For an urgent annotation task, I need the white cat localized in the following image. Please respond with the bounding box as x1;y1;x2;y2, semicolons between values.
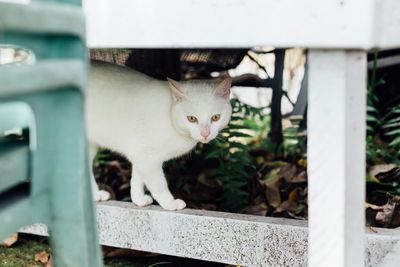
86;61;232;210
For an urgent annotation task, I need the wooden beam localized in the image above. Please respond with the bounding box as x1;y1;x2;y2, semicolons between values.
83;0;400;49
308;50;367;267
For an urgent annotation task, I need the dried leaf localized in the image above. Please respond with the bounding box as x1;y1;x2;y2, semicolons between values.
263;168;282;208
103;246;153;258
118;182;130;192
240;203;268;216
365;202;383;211
376;195;400;226
369;164;399;178
297;158;307;168
2;233;18;247
288;188;300;203
275;200;296;213
197;173;219;188
287;210;306;220
280;164;297;182
289;170;307;183
35;250;50;264
255;156;264;165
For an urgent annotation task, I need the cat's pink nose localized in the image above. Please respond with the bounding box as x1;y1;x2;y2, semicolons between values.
201;130;210;139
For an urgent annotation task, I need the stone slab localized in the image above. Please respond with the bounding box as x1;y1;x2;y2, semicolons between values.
20;201;400;266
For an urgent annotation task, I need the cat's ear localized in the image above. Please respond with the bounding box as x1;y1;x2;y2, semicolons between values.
167;78;186;101
215;78;231;99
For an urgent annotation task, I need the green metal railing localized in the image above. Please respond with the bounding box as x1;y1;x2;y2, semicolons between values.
0;1;102;266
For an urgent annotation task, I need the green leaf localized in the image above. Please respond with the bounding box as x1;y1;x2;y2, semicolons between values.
229;131;253;138
229;141;249;150
367;106;378;113
227;124;251;130
389;136;400;147
367;114;379;123
385;117;400;124
366;174;380;183
205;149;222;159
382;121;400;129
385;129;400;136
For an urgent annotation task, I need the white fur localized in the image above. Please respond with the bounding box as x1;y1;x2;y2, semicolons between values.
86;61;232;210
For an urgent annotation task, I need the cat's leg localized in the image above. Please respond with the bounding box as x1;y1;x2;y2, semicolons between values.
89;142;111;201
130;167;153;207
136;163;186;211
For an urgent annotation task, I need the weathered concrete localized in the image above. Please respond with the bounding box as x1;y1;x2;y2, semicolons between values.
20;201;400;266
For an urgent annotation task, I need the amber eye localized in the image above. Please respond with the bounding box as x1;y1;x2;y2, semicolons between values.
187;116;198;123
211;114;221;122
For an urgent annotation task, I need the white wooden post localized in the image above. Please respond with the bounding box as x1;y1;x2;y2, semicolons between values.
308;50;366;267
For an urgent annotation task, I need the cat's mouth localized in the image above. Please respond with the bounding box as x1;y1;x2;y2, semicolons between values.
198;137;211;144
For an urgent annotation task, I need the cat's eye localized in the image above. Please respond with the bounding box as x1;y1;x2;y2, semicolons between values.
211;114;221;122
187;116;198;123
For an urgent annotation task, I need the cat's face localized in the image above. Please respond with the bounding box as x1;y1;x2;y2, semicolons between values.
169;78;232;143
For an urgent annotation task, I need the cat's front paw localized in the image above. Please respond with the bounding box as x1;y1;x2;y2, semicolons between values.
159;199;186;211
93;190;111;202
132;195;153;207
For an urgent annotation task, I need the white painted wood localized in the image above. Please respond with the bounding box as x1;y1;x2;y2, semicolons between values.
373;1;400;48
308;50;367;267
83;0;400;49
20;201;400;267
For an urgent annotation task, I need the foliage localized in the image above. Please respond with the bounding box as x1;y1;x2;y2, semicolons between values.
366;51;400;165
198;98;263;211
282;118;306;161
364;51;400;227
164;98;308;214
382;104;400;154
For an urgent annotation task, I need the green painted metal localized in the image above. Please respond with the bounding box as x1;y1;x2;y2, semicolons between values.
0;1;102;266
0;2;86;40
0;60;86;96
0;141;29;193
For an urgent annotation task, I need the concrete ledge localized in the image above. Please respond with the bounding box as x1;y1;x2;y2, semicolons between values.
20;200;400;266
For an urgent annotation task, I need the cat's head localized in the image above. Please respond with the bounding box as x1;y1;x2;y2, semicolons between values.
168;78;232;143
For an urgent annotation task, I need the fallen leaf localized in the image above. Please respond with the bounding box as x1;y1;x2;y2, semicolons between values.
365;202;383;211
289;170;307;183
280;164;297;182
103;246;154;258
366;174;381;183
2;233;18;247
297;158;307;168
240;203;268;216
263;168;282;208
287;210;306;220
275;200;298;214
376;195;400;227
255;156;264;165
197;173;219;188
369;164;398;178
265;161;288;168
35;250;50;264
288;188;301;203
